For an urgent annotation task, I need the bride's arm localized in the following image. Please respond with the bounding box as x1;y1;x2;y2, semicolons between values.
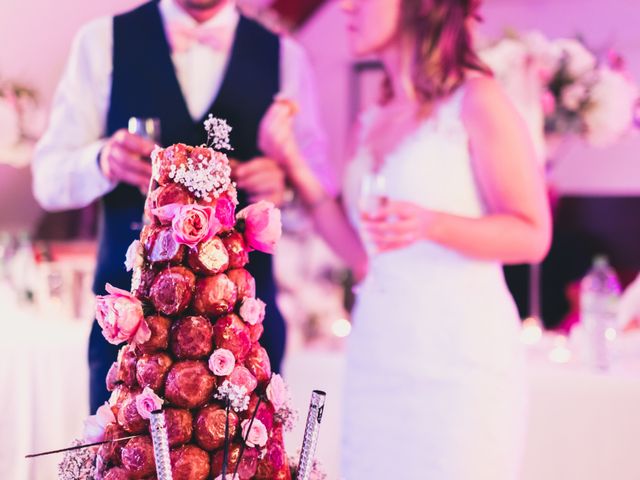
363;76;552;264
286;156;368;276
259;101;368;276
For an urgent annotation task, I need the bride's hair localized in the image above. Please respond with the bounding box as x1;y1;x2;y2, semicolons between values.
392;0;491;104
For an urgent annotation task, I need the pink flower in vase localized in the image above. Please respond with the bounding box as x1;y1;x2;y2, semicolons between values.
135;387;164;420
172;204;221;248
236;201;282;254
83;403;116;443
208;348;236;376
266;373;289;411
541;90;556;116
239;297;266;326
241;418;268;448
96;283;150;345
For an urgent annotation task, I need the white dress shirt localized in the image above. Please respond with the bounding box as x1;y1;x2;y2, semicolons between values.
33;0;332;211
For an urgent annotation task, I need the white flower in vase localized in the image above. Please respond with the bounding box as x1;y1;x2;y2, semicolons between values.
583;67;639;147
555;38;597;79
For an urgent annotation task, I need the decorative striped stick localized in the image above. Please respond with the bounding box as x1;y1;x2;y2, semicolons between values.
296;390;326;480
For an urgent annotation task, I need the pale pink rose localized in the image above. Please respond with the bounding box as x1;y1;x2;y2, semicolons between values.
208;348;236;376
135;386;164;420
238;297;266;326
214;475;239;480
83;402;116;443
214;194;236;230
561;82;588;111
236;201;282;254
541;90;556;116
228;365;258;393
172;204;220;248
266;373;288;411
124;239;143;272
96;283;150;345
241;418;268;448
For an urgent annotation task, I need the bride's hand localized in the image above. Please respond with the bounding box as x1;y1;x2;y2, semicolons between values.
361;200;437;252
258;98;302;172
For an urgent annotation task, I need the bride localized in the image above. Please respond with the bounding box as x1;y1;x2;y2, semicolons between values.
260;0;551;477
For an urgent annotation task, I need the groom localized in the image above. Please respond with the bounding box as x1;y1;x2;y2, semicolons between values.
33;0;328;413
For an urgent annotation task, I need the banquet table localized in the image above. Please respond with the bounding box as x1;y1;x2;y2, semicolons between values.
0;291;91;480
283;333;640;480
3;299;640;480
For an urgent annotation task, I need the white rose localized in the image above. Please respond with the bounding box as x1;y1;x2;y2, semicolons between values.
554;38;596;79
583;67;639;146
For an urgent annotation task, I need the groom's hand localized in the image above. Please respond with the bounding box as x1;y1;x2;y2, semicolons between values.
99;129;155;192
232;156;287;207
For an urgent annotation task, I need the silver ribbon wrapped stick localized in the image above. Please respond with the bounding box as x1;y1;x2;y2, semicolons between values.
296;390;326;480
150;410;173;480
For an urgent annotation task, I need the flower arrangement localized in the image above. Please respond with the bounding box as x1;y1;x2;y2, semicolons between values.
481;31;639;149
0;79;47;164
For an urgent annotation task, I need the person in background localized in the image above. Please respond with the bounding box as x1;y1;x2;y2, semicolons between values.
259;0;551;477
32;0;329;414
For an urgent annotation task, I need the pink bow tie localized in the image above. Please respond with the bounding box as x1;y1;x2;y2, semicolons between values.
167;22;234;53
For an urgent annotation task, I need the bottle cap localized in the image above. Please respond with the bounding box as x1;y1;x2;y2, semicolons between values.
593;255;608;268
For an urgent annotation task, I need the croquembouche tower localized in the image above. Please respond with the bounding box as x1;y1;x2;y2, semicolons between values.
83;117;295;480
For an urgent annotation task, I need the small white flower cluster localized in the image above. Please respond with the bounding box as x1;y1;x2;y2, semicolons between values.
204;114;233;151
214;380;250;413
168;149;233;203
57;439;97;480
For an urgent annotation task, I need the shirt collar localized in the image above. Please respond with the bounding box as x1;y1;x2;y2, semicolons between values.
159;0;240;29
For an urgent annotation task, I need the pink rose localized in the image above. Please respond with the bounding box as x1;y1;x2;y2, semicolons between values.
240;418;268;448
96;283;150;346
124;239;143;272
228;365;258;393
208;348;236;376
266;373;289;411
172;204;220;248
214;194;236;230
135;386;164;420
236;201;282;254
238;297;266;326
214;475;240;480
83;402;115;443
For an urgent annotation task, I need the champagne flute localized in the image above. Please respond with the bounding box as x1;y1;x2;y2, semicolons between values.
128;117;161;228
358;170;388;256
359;170;387;218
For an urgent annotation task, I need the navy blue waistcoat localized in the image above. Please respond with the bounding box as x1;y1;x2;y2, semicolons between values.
98;0;280;296
88;0;286;413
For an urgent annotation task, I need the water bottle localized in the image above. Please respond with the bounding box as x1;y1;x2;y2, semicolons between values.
579;255;621;371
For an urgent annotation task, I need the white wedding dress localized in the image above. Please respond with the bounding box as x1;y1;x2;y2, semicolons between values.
341;86;527;479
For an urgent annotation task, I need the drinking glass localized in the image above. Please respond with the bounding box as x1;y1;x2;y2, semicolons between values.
128;117;161;143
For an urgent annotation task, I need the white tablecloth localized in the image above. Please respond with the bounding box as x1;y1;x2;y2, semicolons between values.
284;338;640;480
3;297;639;480
0;296;90;480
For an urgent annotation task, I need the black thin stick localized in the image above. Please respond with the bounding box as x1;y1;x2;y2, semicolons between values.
25;434;142;459
233;395;263;479
221;398;231;478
